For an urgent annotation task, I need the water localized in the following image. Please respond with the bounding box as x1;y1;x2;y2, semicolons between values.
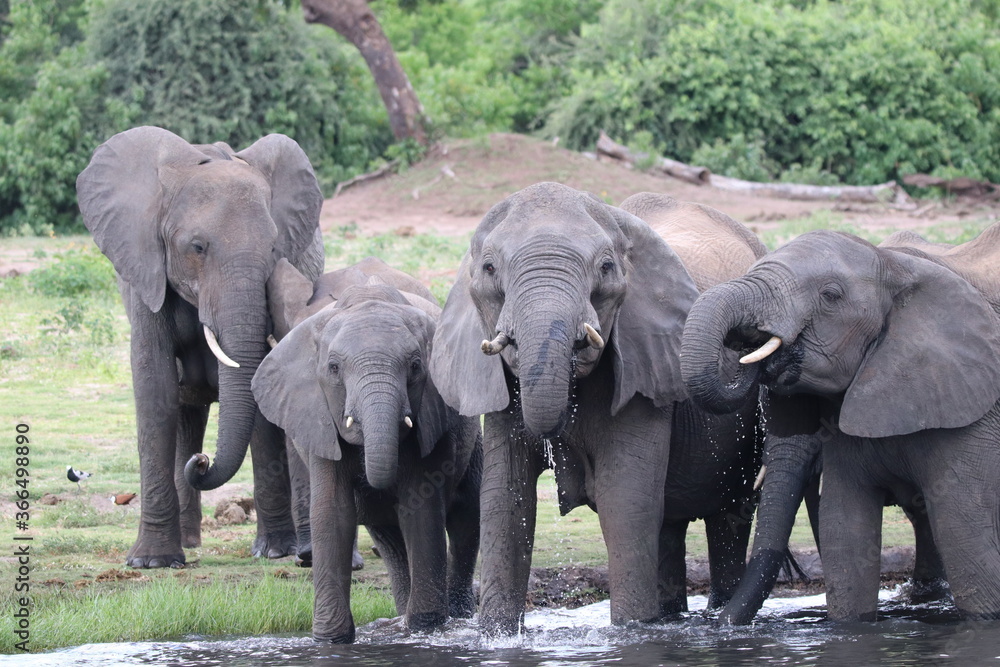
5;590;999;666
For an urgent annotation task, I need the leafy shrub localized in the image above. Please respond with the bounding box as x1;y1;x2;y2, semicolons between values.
86;0;393;193
547;0;1000;185
29;247;117;298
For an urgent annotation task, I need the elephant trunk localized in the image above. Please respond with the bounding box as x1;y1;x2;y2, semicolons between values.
185;282;270;491
680;282;763;415
516;310;577;439
355;374;405;491
719;433;822;625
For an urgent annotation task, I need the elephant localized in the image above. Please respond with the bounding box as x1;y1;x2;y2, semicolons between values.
77;126;324;568
253;258;482;642
429;183;767;634
716;223;1000;624
680;228;1000;622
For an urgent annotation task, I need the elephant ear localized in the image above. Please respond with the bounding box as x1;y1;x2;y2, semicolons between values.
252;310;343;461
237;134;324;281
430;254;509;416
407;311;454;457
840;250;1000;438
76;126;207;313
599;201;701;414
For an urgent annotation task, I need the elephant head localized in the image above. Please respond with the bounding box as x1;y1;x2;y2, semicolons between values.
252;282;452;490
681;229;1000;438
430;182;698;438
76;126;323;490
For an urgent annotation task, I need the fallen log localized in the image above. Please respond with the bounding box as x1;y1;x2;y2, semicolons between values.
596;131;913;206
333;159;400;197
902;173;999;199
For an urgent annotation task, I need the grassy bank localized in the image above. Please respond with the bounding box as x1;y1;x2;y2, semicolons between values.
1;213;992;652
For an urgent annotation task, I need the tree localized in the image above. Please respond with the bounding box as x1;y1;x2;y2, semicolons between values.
301;0;428;145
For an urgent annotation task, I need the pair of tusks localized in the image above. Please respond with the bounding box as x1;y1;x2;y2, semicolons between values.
204;325;240;368
739;335;782;364
479;324;605;356
343;416;413;429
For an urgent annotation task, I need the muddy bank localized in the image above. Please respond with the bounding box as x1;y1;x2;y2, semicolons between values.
525;546;919;608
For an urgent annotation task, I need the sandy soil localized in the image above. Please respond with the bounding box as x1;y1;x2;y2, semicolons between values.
322;133;999;241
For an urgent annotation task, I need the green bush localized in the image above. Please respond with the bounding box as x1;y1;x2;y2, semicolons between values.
86;0;393;193
547;0;1000;185
28;247;117;298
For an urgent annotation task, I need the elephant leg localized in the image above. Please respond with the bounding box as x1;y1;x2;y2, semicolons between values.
658;519;689;616
399;483;449;631
593;408;670;625
249;414;296;559
921;449;1000;619
286;438;312;567
901;504;948;603
446;444;482;618
818;443;883;622
310;454;357;642
705;508;752;609
127;306;184;569
174;403;208;549
478;411;545;636
366;524;410;614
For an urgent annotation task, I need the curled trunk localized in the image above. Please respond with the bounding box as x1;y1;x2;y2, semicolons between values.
719;434;821;625
680;284;762;414
185;294;269;491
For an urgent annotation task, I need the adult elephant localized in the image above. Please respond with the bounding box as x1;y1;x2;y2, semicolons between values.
430;184;766;634
77;126;324;568
717;223;1000;624
254;259;481;642
681;229;1000;622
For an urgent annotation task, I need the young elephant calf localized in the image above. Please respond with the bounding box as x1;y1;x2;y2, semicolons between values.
253;258;482;642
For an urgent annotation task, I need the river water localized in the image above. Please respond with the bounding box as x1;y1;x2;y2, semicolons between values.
4;590;999;666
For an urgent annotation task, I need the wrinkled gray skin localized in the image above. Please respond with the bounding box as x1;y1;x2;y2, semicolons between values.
430;184;766;634
255;259;481;642
682;229;1000;622
77;126;323;568
716;224;1000;624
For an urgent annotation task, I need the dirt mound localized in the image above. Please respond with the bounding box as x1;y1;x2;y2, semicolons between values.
322;133;999;239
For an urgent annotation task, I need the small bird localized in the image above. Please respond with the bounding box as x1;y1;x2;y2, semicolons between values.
109;492;137;506
66;466;92;490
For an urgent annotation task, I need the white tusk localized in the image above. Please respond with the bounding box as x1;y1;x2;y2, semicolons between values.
753;465;767;491
583;323;605;350
204;325;240;368
404;416;413;428
345;416;354;429
481;331;510;356
818;473;823;496
740;336;782;365
266;334;278;349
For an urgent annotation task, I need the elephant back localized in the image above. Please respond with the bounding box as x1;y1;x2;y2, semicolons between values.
620;192;766;293
881;223;1000;315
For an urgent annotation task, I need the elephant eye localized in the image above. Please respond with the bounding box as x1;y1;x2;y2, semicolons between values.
600;260;615;275
328;361;340;374
410;357;423;374
483;262;495;275
191;240;207;255
820;286;843;303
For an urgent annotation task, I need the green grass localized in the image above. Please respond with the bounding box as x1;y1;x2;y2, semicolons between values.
1;216;992;653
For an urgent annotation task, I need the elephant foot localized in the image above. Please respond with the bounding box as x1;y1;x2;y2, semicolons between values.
126;532;186;569
295;541;312;568
351;546;364;571
448;590;476;618
908;577;951;604
252;530;297;559
706;588;734;610
181;533;202;549
407;610;447;632
313;624;355;644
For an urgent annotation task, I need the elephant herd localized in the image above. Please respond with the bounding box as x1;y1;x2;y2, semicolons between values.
76;127;1000;642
